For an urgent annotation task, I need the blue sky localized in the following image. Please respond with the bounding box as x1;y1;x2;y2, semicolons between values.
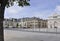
4;0;60;19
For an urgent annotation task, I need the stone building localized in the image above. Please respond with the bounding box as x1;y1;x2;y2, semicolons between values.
3;18;17;28
48;13;60;28
17;17;47;28
3;17;47;28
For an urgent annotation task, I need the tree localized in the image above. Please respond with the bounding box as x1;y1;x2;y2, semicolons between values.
16;23;19;28
0;0;30;41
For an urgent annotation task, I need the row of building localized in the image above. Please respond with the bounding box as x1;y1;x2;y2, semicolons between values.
3;13;60;29
3;17;47;28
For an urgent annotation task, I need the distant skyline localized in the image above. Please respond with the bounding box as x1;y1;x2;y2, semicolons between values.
4;0;60;19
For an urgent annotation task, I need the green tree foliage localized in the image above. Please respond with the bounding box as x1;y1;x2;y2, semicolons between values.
0;0;30;7
16;23;19;28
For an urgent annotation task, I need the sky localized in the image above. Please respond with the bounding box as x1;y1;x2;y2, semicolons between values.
4;0;60;19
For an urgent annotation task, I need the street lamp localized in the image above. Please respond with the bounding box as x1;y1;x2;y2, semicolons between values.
34;20;35;31
54;21;57;34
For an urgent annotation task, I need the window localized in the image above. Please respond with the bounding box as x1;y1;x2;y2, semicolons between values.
53;16;57;18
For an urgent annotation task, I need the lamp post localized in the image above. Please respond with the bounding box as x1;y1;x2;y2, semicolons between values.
39;22;40;31
54;21;57;35
21;18;23;28
34;20;35;31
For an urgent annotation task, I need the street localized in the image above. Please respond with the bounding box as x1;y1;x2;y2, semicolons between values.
4;29;60;41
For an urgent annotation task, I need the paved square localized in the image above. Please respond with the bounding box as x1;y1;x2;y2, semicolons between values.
4;29;60;41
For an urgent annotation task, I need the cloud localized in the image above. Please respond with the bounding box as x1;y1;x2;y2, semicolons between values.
8;9;17;14
54;5;60;14
47;5;60;17
5;6;25;14
4;5;27;18
56;6;60;11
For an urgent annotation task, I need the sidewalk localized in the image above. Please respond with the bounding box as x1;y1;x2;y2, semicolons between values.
4;28;60;34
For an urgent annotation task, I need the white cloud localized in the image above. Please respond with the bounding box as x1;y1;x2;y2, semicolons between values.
5;6;26;14
54;5;60;14
55;6;60;11
4;5;27;18
8;9;17;14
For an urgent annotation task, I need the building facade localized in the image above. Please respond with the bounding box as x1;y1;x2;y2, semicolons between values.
3;18;17;28
3;17;47;28
48;13;60;28
17;17;47;28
